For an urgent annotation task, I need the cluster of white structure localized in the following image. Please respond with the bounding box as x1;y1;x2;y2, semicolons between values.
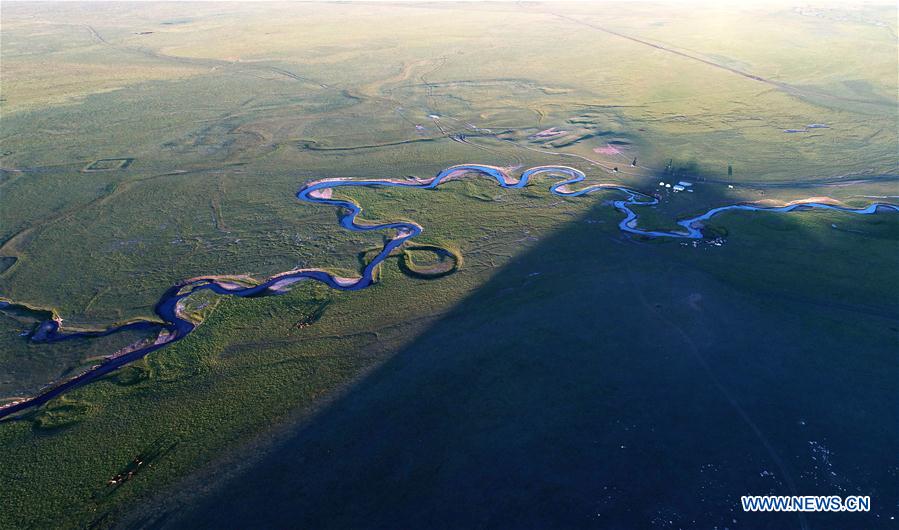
658;180;694;193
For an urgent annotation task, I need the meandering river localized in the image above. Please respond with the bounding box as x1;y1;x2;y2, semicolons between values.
1;164;895;420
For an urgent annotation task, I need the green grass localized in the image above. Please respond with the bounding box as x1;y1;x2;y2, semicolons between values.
0;1;896;527
399;243;463;278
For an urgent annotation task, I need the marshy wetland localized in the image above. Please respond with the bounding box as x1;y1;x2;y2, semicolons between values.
1;2;897;528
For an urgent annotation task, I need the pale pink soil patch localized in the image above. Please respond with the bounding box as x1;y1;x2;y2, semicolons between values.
532;127;567;138
755;196;845;208
593;144;622;155
334;276;360;287
309;188;333;199
269;277;306;292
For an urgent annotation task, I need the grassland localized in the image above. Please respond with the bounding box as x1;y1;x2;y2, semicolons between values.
0;1;897;528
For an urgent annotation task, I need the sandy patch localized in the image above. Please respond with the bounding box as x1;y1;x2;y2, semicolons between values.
754;196;845;208
309;187;333;199
532;127;566;138
334;276;361;287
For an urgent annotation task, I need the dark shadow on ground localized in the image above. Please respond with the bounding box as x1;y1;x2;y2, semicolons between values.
144;184;897;530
